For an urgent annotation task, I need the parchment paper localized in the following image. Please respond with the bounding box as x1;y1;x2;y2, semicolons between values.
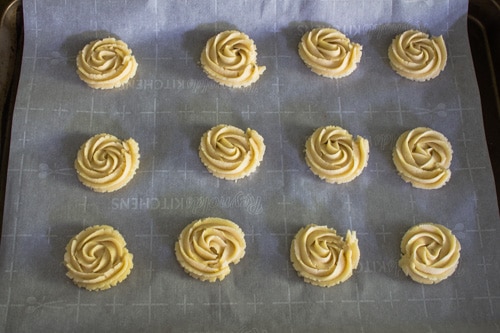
1;0;499;332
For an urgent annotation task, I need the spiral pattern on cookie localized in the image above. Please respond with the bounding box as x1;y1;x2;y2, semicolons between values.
299;28;362;78
393;127;452;189
64;225;134;291
388;30;447;81
199;124;265;180
305;126;369;183
290;224;360;287
75;133;140;192
76;37;138;89
175;217;246;282
200;30;266;88
399;223;461;284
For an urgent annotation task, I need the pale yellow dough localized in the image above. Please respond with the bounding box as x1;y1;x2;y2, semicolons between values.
64;225;134;291
393;127;452;189
299;28;362;78
200;30;266;88
399;223;461;284
76;37;138;89
290;224;360;287
199;124;266;180
388;29;447;81
75;133;140;193
175;217;246;282
305;126;369;184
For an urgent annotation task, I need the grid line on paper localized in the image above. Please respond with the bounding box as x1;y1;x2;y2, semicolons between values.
270;194;295;278
177;294;194;315
408;285;443;318
449;289;466;311
474;279;500;316
203;284;237;323
105;295;124;315
316;291;335;309
478;256;492;275
375;224;392;243
325;96;357;127
465;211;496;249
132;285;170;324
75;96;107;131
67;289;97;324
381;290;400;309
341;283;375;320
369;162;387;178
245;224;262;243
135;221;170;279
272;284;307;323
384;78;404;126
247;293;264;314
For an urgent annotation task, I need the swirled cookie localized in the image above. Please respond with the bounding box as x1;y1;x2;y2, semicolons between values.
64;225;134;291
75;133;140;192
199;124;265;180
175;217;246;282
399;223;461;284
200;30;266;88
305;126;369;183
290;224;359;287
76;37;138;89
299;28;362;78
393;127;452;189
388;29;447;81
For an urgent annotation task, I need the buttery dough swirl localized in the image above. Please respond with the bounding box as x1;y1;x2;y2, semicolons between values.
200;30;266;88
305;126;369;183
64;225;134;291
393;127;452;189
399;223;461;284
175;217;246;282
388;30;447;81
290;224;360;287
76;37;138;89
299;28;362;78
75;133;140;192
199;124;266;180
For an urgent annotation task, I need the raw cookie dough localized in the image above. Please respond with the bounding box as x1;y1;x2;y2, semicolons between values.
175;217;246;282
199;124;265;180
393;127;452;189
298;27;362;78
200;30;266;88
388;29;447;81
64;225;134;291
76;37;138;89
399;223;461;284
290;224;360;287
75;133;140;192
305;125;369;183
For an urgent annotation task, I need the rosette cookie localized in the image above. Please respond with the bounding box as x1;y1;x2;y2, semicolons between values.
388;29;447;81
393;127;452;189
75;133;140;192
399;223;461;284
200;30;266;88
199;124;265;180
290;224;360;287
298;28;362;78
305;126;369;183
76;37;138;89
175;217;246;282
64;225;134;291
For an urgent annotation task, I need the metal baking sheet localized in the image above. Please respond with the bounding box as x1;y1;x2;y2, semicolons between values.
1;0;499;332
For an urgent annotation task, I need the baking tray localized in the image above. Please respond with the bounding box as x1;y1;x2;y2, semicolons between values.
467;0;500;207
0;0;22;231
0;0;499;332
